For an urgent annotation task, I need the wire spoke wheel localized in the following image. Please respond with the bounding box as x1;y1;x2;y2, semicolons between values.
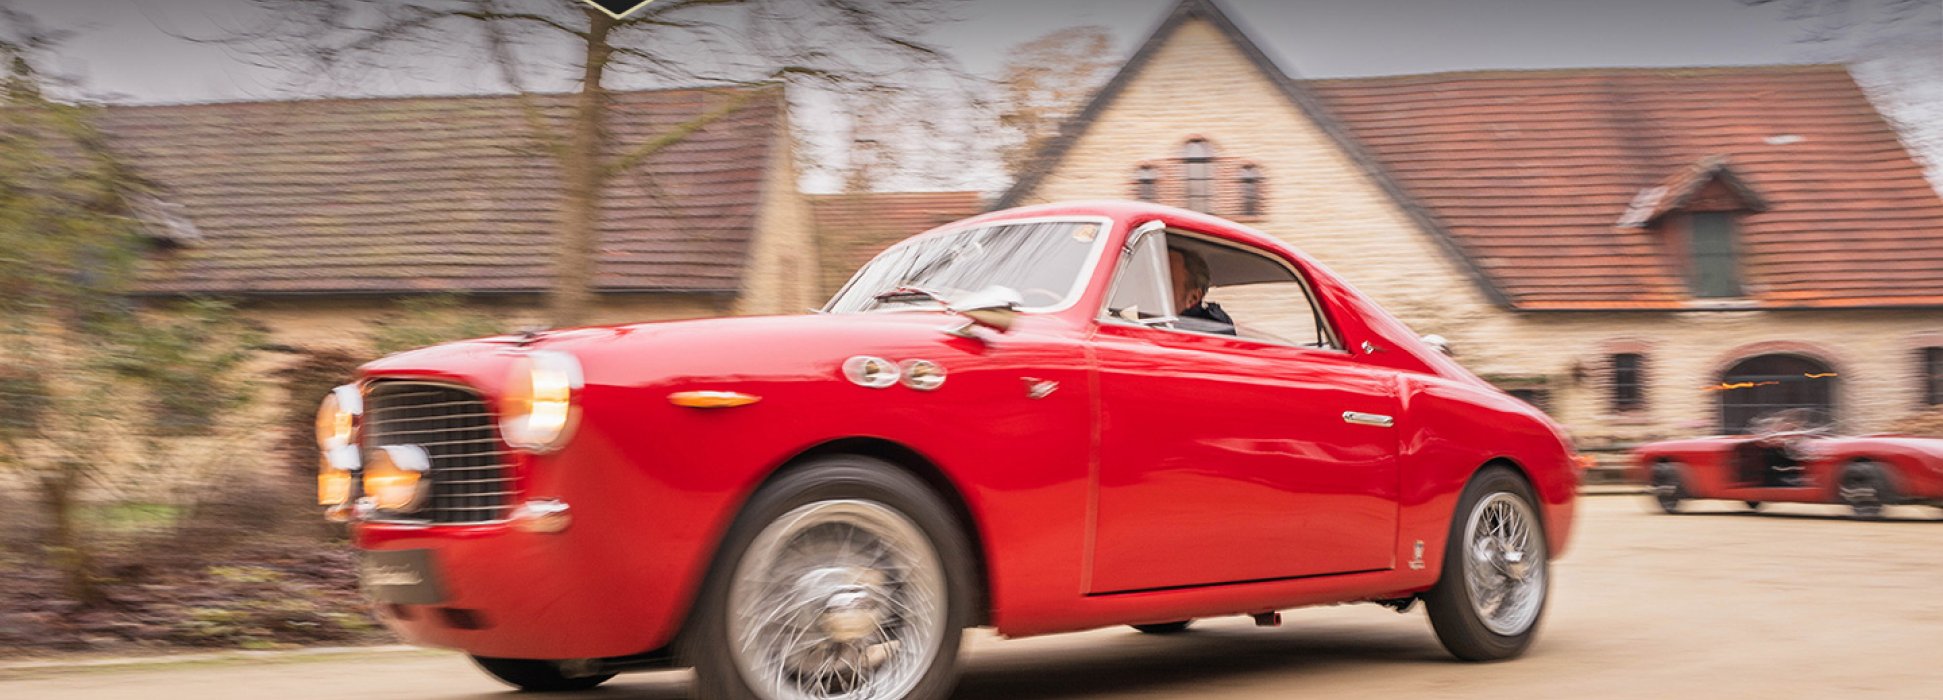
728;500;948;700
1462;493;1546;637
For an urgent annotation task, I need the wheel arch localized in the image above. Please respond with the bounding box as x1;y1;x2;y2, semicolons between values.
1837;456;1901;502
772;436;994;626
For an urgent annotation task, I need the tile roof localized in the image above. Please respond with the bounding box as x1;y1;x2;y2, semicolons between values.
810;191;985;296
97;86;785;297
1307;66;1943;309
1000;0;1943;311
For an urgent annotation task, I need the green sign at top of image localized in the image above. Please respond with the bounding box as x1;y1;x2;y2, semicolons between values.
577;0;656;19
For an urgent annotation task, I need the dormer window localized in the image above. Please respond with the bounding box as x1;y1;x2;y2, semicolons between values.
1687;212;1742;298
1618;156;1767;302
1182;139;1214;212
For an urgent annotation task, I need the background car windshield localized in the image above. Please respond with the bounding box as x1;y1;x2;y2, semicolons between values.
826;220;1102;313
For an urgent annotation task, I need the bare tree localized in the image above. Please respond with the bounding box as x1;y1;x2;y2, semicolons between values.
1739;0;1943;188
1738;0;1939;46
209;0;977;326
995;26;1118;181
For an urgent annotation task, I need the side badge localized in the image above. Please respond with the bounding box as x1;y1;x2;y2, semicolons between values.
1408;540;1426;570
1022;377;1058;400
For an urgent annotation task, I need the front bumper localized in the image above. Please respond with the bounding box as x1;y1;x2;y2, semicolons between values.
355;513;678;660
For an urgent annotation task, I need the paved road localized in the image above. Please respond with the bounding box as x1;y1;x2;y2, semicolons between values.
7;496;1942;699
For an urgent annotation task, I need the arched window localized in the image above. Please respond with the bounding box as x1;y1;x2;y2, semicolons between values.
1239;165;1263;217
1716;354;1838;433
1134;165;1158;202
1182;139;1215;212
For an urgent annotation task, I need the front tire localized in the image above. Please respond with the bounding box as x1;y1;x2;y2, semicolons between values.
1424;467;1550;662
683;457;975;700
470;656;614;692
1649;461;1687;514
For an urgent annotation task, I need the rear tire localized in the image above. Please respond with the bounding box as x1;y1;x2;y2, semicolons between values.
1649;461;1687;514
1838;461;1896;520
1131;621;1193;635
1424;467;1550;662
470;656;614;692
681;457;975;700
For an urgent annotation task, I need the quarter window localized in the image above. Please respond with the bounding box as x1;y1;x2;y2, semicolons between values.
1102;228;1175;324
1611;353;1646;412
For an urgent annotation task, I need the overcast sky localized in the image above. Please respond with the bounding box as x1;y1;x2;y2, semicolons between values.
13;0;1922;103
10;0;1939;192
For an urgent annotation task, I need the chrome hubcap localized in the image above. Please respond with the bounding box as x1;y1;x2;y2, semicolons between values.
1463;492;1546;636
728;500;946;700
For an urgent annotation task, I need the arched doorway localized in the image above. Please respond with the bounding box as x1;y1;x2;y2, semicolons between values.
1716;354;1838;433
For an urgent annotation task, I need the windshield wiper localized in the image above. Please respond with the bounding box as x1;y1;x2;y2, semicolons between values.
872;286;948;304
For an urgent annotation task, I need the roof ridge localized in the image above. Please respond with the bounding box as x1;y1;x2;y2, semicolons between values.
94;82;782;112
1301;63;1850;84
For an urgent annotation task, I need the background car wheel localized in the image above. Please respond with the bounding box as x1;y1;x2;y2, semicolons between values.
1648;461;1687;514
470;656;614;692
683;457;975;700
1745;500;1763;511
1424;466;1549;662
1837;461;1896;520
1130;620;1193;635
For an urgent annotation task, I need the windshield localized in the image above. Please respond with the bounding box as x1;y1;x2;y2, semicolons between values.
825;219;1106;314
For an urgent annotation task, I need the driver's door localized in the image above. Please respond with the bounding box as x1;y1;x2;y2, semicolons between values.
1086;227;1402;594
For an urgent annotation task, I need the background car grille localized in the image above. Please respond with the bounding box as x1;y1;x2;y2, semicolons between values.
363;381;515;524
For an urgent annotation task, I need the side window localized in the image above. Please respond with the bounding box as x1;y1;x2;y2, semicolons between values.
1102;228;1175;324
1105;229;1339;350
1203;279;1333;348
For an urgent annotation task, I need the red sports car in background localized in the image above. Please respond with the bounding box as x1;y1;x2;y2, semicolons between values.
1634;413;1943;519
316;201;1579;700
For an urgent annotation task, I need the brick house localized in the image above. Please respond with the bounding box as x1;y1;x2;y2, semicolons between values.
810;191;986;298
1001;0;1943;445
102;85;818;352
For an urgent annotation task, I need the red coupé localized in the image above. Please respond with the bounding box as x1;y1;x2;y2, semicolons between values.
316;201;1579;699
1633;420;1943;519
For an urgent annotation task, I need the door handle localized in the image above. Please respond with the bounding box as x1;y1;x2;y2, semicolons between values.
1342;411;1395;428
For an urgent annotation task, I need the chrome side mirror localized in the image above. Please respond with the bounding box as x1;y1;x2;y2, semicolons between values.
1422;334;1454;357
946;286;1024;336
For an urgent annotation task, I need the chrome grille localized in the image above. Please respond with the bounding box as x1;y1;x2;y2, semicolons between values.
363;382;514;524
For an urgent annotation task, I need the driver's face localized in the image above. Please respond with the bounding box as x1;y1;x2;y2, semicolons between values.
1168;250;1201;311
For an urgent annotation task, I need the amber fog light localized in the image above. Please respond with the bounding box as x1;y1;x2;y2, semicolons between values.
363;445;432;512
500;351;583;452
318;464;354;507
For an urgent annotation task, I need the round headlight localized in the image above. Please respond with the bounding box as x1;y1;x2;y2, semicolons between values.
315;385;362;507
501;351;583;452
315;385;362;452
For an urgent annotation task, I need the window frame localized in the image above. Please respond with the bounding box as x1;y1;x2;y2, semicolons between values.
1134;165;1159;202
1687;211;1744;298
1238;165;1263;218
1924;346;1943;407
1610;352;1646;413
1182;139;1215;213
1096;226;1343;353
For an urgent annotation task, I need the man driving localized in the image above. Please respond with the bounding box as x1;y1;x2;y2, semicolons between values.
1168;247;1236;335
